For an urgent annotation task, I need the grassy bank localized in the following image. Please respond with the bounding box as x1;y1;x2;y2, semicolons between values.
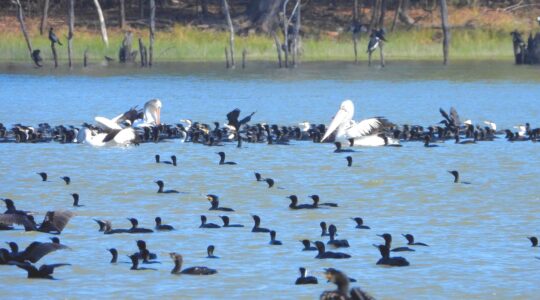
0;25;514;63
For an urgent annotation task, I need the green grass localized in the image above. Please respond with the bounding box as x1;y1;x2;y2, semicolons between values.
0;25;513;63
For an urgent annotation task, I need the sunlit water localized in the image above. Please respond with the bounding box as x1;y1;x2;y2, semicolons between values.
0;61;539;299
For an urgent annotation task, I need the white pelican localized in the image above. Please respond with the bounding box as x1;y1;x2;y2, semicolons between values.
483;121;496;131
79;99;162;146
321;99;397;147
298;122;310;133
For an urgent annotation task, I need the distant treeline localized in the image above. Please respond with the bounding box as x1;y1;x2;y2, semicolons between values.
0;0;535;33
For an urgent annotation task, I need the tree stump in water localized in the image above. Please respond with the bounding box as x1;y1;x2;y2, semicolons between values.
51;42;58;68
119;31;137;63
83;48;88;67
138;38;148;67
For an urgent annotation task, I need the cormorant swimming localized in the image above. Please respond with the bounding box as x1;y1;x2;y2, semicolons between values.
127;218;154;233
269;230;283;245
403;234;429;246
200;215;221;229
528;236;538;247
346;156;353;167
128;254;157;271
155;217;174;231
352;217;370;229
220;215;244;227
310;195;338;207
327;225;350;248
251;215;270;233
207;245;219;258
61;176;71;185
155;180;180;193
378;233;415;252
108;248;118;263
288;195;316;209
217;152;237;165
295;267;318;285
207;194;234;211
320;222;330;236
314;241;351;259
169;253;217;275
300;239;317;251
71;193;83;207
374;244;410;267
448;170;471;184
37;172;48;181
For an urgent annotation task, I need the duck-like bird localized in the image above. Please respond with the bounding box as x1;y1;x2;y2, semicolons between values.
322;100;396;147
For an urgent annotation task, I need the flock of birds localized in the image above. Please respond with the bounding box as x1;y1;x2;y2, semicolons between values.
1;99;539;299
2;99;540;148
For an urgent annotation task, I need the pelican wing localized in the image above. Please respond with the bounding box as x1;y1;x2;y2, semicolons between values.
95;117;122;131
113;128;136;145
345;118;382;138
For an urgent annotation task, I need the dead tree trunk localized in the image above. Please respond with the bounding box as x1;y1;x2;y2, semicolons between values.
391;0;402;32
119;31;135;62
15;0;41;67
399;0;414;26
368;0;380;33
14;0;40;67
222;0;235;68
93;0;109;47
119;0;126;29
40;0;49;35
139;0;145;19
51;42;58;68
379;42;385;67
283;0;290;68
353;0;359;63
242;49;247;69
378;0;386;29
292;0;301;68
149;0;155;67
271;31;283;68
200;0;209;17
439;0;450;65
225;47;230;69
67;0;74;68
83;48;88;67
138;38;147;67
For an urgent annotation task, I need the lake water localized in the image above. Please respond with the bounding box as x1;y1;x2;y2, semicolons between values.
0;61;539;299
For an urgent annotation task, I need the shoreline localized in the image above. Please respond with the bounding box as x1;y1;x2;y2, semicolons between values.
0;26;517;63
